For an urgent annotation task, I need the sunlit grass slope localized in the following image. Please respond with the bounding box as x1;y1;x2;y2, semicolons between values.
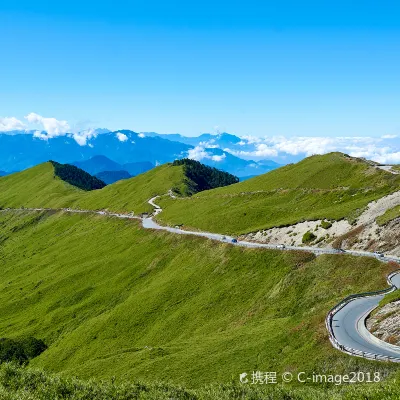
1;362;400;399
0;210;397;386
0;163;190;215
0;163;82;209
75;163;188;214
158;152;400;235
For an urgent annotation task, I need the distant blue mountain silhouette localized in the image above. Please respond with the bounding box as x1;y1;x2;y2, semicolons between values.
0;130;281;177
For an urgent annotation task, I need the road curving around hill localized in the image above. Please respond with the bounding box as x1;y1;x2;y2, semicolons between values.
145;195;400;363
3;197;400;363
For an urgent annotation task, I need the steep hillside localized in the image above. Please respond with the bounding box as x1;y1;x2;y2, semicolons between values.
158;153;400;235
76;160;238;214
75;163;188;214
0;163;82;209
0;210;395;387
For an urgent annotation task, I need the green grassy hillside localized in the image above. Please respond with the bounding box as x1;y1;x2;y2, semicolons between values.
158;153;400;235
0;160;237;216
0;210;397;387
0;162;188;214
75;163;188;214
0;163;82;209
1;362;400;399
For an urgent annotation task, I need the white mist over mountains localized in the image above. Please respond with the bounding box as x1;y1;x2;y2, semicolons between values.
1;113;400;168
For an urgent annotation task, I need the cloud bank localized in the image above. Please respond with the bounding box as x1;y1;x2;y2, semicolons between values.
1;112;400;164
25;113;70;139
0;117;26;131
224;135;400;164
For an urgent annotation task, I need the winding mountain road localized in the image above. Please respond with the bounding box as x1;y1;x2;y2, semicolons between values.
3;195;400;363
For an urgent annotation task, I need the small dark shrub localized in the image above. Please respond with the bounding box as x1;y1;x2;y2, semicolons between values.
320;220;332;229
302;231;317;243
0;337;47;365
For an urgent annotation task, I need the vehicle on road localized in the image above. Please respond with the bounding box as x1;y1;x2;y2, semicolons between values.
373;251;384;257
231;238;238;243
276;244;285;249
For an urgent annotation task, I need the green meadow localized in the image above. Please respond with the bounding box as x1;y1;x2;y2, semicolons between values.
157;153;400;235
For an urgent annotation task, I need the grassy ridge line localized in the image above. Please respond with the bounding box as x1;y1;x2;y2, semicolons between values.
157;153;400;235
0;163;188;215
0;163;82;210
1;363;400;400
0;210;397;386
75;163;187;214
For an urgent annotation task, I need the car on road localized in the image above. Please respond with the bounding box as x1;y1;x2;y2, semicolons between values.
276;244;285;249
231;238;238;243
373;251;384;257
337;248;346;253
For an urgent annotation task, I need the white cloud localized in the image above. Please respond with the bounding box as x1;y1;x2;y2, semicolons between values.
188;146;209;161
223;134;400;165
187;144;226;163
211;154;226;162
226;143;278;158
25;113;70;138
0;116;26;131
33;131;49;140
72;128;101;146
116;132;128;142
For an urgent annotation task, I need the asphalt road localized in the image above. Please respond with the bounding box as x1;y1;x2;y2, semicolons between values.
145;196;400;362
4;198;400;361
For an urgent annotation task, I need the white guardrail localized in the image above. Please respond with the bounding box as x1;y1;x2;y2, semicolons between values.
3;207;400;361
326;267;400;363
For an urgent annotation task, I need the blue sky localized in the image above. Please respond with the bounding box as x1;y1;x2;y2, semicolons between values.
1;1;400;137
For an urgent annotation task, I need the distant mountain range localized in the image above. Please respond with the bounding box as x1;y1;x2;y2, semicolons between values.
0;130;282;178
72;155;155;184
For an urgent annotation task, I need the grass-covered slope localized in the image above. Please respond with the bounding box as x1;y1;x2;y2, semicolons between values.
0;163;82;209
51;161;106;191
76;160;238;214
75;163;188;214
0;210;397;386
158;153;400;235
1;363;400;400
0;160;236;215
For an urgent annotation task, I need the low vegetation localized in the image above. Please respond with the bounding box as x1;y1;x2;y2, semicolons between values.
302;231;316;243
0;337;46;365
0;210;397;387
0;161;236;215
320;220;332;229
0;163;82;210
1;362;400;399
378;289;400;308
377;205;400;226
158;153;400;235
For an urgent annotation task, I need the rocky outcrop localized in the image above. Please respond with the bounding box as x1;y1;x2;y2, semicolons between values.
367;300;400;346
